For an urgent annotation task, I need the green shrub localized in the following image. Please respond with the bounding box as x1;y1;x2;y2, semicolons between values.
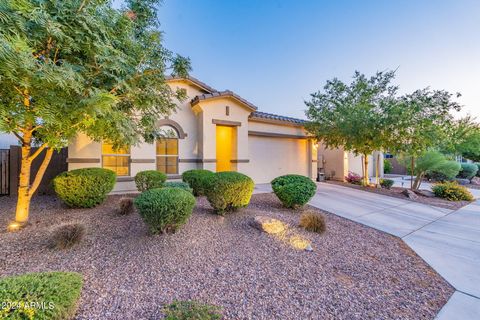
0;272;83;320
383;159;393;174
380;179;394;189
163;300;222;320
182;169;214;196
271;174;317;208
476;163;480;177
164;181;193;194
134;187;196;234
53;168;116;208
134;170;166;192
432;181;474;201
205;171;254;214
49;223;86;249
458;163;478;180
425;170;450;182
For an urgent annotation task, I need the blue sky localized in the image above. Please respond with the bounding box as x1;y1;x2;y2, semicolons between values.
127;0;480;119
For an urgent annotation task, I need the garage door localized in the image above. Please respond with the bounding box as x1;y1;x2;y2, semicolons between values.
245;136;309;183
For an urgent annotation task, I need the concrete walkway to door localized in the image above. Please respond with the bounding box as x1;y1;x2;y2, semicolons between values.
253;182;480;319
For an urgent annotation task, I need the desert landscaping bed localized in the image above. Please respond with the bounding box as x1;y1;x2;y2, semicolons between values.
326;180;471;210
0;193;452;319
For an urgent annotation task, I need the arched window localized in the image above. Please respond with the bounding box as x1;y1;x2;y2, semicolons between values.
156;126;179;174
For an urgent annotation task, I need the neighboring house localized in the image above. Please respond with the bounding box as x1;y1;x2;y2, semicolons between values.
0;133;19;149
318;143;384;180
68;76;318;192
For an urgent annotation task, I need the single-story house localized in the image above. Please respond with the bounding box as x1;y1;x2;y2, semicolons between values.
68;77;318;192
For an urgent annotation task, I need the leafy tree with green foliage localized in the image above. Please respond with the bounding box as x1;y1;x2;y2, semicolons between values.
0;0;190;229
441;116;480;162
305;71;398;186
386;88;461;188
399;151;460;189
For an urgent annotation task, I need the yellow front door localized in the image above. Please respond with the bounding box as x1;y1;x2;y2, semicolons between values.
216;125;236;172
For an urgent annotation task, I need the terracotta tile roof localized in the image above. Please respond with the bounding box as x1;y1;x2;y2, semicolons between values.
191;90;258;111
165;75;217;93
250;111;307;125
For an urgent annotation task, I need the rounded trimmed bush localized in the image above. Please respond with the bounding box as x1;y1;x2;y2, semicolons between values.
164;181;193;194
53;168;116;208
271;174;317;208
134;170;166;192
182;169;214;196
134;187;196;234
380;178;394;189
432;181;474;201
458;163;478;180
205;171;254;214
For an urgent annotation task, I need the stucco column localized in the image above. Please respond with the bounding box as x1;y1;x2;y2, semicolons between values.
311;140;318;180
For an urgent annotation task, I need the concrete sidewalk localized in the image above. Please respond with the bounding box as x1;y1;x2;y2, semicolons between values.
254;182;480;319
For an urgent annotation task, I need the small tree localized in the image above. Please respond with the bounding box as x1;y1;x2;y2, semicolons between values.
399;151;460;189
388;89;461;188
305;71;397;186
0;0;190;229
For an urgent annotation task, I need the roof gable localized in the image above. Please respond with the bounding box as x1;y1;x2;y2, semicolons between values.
191;90;258;112
165;76;217;94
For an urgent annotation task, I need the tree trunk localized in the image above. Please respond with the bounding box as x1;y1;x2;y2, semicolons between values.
375;153;380;187
363;154;370;186
413;172;423;190
11;137;53;229
410;156;415;190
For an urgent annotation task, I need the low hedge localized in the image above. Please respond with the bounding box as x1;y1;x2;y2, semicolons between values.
0;271;83;320
134;187;196;234
271;174;317;208
380;179;394;189
53;168;116;208
163;181;193;194
182;169;214;196
432;181;474;201
205;171;254;214
134;170;166;192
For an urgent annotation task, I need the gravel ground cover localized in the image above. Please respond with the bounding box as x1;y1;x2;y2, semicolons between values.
0;194;453;319
326;180;471;210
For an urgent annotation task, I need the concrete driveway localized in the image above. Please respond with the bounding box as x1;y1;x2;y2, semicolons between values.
254;182;480;319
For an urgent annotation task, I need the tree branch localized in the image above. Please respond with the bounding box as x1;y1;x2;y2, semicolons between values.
28;144;47;161
29;147;53;197
12;131;24;144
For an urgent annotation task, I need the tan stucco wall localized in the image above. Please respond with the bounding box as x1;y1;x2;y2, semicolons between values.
248;120;306;135
318;144;347;180
192;98;251;167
